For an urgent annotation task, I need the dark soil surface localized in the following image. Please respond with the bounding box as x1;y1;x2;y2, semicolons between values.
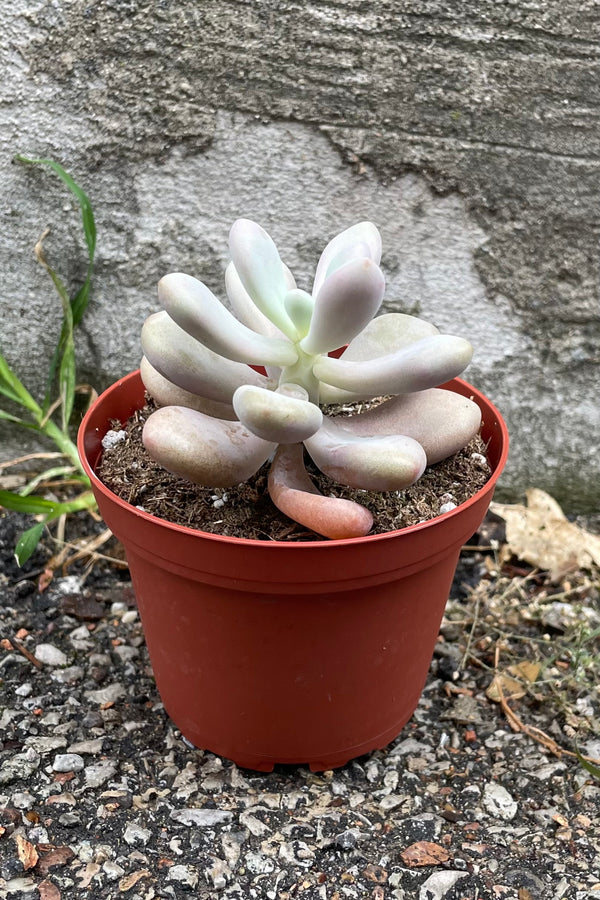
1;507;599;900
97;400;491;540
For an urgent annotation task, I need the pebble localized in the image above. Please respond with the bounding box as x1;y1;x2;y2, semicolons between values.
102;428;127;449
34;643;68;666
419;870;469;899
124;822;152;845
171;808;234;827
53;753;85;772
168;864;199;889
85;682;126;705
483;782;518;821
84;759;118;788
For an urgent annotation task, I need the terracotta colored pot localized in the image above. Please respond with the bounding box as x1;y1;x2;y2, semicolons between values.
78;371;508;771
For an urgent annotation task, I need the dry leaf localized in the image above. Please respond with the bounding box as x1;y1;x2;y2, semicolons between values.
118;869;152;892
490;489;600;581
16;834;39;870
508;661;541;683
486;672;526;703
38;880;61;900
400;841;450;867
77;862;101;888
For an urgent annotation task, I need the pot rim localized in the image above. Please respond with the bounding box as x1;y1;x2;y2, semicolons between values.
78;370;509;550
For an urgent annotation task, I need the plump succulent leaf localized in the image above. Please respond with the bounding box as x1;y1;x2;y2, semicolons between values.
142;310;271;404
233;384;323;444
312;221;382;298
159;273;298;368
140;356;237;420
336;387;482;465
228;219;298;339
268;443;373;539
340;312;440;361
283;289;314;339
143;406;276;488
300;258;385;356
313;334;473;397
304;419;427;491
225;261;293;339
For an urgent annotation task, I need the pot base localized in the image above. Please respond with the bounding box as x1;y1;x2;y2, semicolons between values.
79;371;509;771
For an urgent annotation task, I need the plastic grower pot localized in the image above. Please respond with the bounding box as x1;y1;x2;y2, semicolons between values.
78;371;508;772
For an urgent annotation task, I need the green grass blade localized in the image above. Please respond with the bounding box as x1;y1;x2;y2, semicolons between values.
15;522;45;566
0;489;61;516
15;155;96;258
59;333;76;431
576;749;600;781
20;465;75;496
0;351;40;414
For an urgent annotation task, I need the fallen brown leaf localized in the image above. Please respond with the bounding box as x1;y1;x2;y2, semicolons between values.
118;869;152;892
400;841;450;867
36;845;75;876
16;834;38;870
491;489;600;581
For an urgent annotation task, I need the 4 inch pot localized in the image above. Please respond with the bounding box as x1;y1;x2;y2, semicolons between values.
78;372;508;772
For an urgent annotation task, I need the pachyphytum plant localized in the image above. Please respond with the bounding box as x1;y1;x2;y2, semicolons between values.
140;220;482;539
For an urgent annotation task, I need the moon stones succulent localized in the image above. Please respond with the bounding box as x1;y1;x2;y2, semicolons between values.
140;219;482;539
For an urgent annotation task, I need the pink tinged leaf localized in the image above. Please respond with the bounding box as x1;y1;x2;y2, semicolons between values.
304;418;427;491
300;258;385;356
233;384;323;444
141;311;271;404
312;221;382;298
341;313;440;361
140;357;237;420
228;219;297;338
142;406;276;488
338;388;482;464
225;262;293;339
158;272;298;368
268;443;373;540
313;334;474;397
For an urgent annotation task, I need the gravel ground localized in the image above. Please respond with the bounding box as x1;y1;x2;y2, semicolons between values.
1;511;599;900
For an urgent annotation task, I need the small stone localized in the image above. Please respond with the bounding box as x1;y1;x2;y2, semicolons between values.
15;683;33;697
418;870;468;899
439;501;457;514
171;808;233;827
102;429;127;450
53;754;85;773
11;791;35;810
52;665;85;684
0;750;41;786
482;782;518;821
168;864;199;889
124;823;152;846
85;683;126;705
34;644;68;666
84;760;118;788
103;860;126;881
335;829;361;849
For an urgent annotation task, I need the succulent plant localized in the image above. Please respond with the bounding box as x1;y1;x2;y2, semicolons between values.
140;220;481;539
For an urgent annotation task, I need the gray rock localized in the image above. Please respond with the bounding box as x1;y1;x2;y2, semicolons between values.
24;736;67;756
171;808;233;828
483;782;518;821
84;760;118;789
419;870;469;900
168;864;199;889
84;683;126;705
0;749;41;786
52;753;85;773
124;822;152;846
33;643;68;666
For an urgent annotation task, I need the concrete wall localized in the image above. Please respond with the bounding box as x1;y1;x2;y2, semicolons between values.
2;0;599;511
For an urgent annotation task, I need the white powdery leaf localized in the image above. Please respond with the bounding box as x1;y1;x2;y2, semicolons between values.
158;273;297;368
228;218;297;338
312;221;382;298
142;406;276;488
341;312;440;361
313;334;473;397
225;261;293;339
140;356;238;420
233;385;323;444
300;258;385;356
304;419;427;491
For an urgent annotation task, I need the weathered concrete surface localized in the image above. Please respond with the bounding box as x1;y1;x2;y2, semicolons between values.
1;0;599;510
